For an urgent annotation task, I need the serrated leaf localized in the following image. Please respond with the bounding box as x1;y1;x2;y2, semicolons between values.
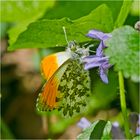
0;1;55;48
8;4;113;50
77;120;112;140
105;26;139;82
43;0;123;21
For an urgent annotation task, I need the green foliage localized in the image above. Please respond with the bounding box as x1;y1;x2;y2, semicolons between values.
87;70;118;113
50;117;75;134
105;26;139;82
0;1;55;47
0;1;53;22
8;4;113;50
114;0;133;27
77;120;112;140
133;136;140;140
130;0;140;16
43;0;123;21
0;118;14;139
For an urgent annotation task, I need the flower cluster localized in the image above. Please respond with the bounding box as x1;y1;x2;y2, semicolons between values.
83;30;112;83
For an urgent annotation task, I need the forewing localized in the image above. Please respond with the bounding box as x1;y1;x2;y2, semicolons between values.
36;59;70;111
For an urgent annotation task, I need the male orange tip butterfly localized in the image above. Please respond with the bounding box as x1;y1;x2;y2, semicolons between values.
36;27;91;117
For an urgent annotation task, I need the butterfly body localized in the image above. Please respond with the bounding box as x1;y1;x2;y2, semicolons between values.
36;42;90;116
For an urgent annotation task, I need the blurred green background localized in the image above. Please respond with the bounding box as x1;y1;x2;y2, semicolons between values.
0;0;139;139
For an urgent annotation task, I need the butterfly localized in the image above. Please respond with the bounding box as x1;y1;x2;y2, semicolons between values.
36;41;91;117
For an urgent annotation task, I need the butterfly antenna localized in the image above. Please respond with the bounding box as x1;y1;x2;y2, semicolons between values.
63;26;69;45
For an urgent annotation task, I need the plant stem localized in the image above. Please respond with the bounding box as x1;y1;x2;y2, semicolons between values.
118;71;131;139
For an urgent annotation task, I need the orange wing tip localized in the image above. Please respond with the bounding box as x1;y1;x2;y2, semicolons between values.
41;54;59;80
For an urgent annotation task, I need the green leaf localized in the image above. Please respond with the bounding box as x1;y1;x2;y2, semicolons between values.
43;0;123;21
114;0;132;27
77;120;112;140
101;121;112;140
8;21;34;45
8;4;113;50
0;118;14;139
105;26;139;82
90;120;108;139
0;1;54;22
77;121;98;140
0;1;55;48
130;0;140;16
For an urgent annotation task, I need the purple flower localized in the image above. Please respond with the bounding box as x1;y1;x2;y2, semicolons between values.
83;30;112;84
77;117;91;129
87;30;112;57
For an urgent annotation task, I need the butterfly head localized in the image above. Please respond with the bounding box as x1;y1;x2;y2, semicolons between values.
66;41;89;60
63;27;90;59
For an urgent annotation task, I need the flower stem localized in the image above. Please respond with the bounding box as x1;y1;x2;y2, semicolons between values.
118;71;131;139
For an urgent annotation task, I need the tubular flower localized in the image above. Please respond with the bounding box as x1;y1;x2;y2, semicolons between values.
77;117;91;129
83;30;112;84
87;29;112;57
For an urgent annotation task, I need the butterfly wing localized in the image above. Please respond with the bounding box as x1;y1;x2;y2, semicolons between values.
41;52;70;80
57;59;90;116
37;57;90;116
36;58;70;111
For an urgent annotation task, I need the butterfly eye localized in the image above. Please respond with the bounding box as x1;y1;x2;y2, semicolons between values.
68;41;76;50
